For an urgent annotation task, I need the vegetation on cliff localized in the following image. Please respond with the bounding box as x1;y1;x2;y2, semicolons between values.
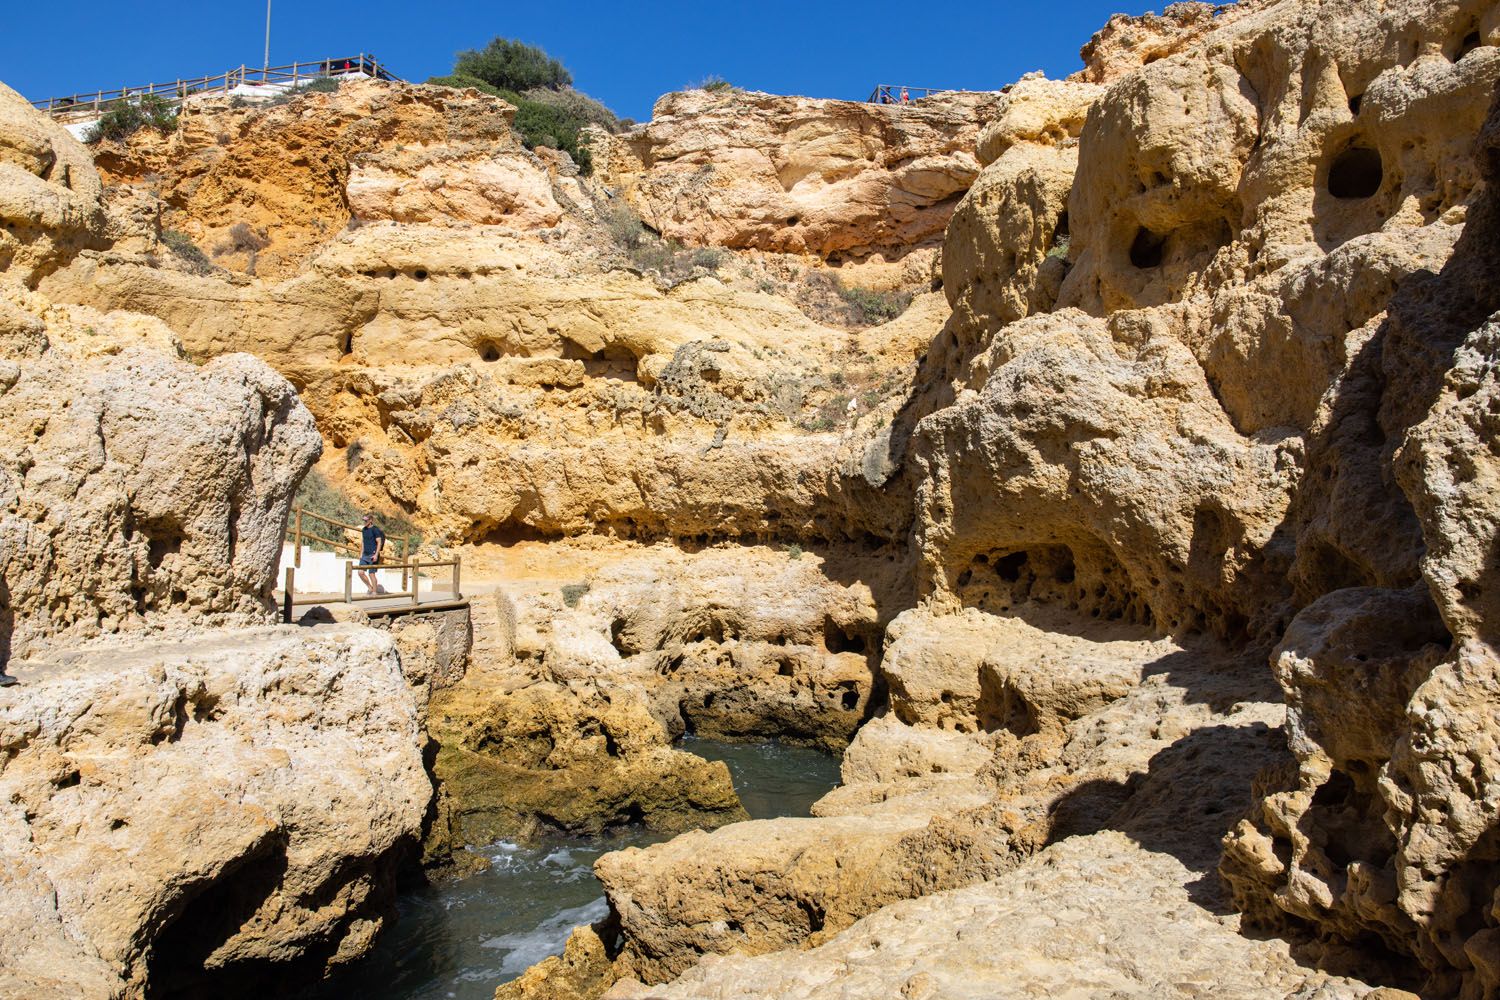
428;36;620;172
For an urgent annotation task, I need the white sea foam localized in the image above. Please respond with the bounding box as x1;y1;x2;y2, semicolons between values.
481;896;611;975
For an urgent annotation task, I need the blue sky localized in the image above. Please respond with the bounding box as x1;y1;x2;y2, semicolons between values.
2;1;1159;121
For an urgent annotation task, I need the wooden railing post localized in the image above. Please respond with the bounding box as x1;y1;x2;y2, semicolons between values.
452;555;462;601
400;537;409;591
410;558;421;605
344;560;353;604
293;508;303;568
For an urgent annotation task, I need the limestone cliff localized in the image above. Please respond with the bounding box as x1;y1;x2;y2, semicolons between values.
4;0;1500;997
594;89;1000;266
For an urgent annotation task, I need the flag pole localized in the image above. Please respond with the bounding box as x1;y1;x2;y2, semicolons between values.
263;0;272;75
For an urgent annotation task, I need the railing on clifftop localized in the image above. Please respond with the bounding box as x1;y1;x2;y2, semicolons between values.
867;84;952;104
31;54;402;124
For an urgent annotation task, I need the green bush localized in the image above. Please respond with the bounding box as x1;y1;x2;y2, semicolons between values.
454;37;572;93
85;94;178;144
159;229;213;275
785;542;803;560
690;75;734;93
302;76;341;94
838;284;912;326
521;86;620;133
561;582;591;608
426;73;598;172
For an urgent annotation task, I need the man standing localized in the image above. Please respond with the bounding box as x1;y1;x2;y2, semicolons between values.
358;513;386;596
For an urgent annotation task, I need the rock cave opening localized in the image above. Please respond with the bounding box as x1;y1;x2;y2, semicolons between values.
1129;226;1168;269
1327;145;1384;200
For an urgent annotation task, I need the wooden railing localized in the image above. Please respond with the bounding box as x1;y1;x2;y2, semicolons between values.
342;556;462;605
32;54;402;123
279;555;462;622
867;84;953;104
286;506;414;586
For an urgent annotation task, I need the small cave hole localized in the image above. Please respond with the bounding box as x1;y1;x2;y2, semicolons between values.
1328;146;1384;200
1129;227;1167;269
786;216;801;226
994;551;1028;583
1452;31;1483;61
1347;93;1363;116
840;686;860;711
824;618;867;655
1053;554;1076;584
1051;211;1070;243
339;331;354;356
413;268;429;281
479;342;501;362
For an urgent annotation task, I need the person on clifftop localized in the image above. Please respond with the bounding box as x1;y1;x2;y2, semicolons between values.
900;87;911;104
358;513;386;596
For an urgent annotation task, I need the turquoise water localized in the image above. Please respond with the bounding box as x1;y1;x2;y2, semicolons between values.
313;739;841;1000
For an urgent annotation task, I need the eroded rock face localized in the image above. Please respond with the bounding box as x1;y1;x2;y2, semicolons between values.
0;286;320;658
0;81;105;283
40;226;924;547
429;679;747;844
426;542;896;852
92;81;563;279
0;625;430;999
1222;76;1500;999
595;89;1001;261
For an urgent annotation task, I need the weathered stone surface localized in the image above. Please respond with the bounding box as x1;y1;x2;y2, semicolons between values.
0;625;430;999
92;80;563;280
1223;74;1500;998
942;76;1100;335
428;678;747;844
595;89;1001;261
603;832;1377;1000
0;82;105;283
0;288;320;658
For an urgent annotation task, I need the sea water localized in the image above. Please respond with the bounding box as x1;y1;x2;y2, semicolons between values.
312;739;841;1000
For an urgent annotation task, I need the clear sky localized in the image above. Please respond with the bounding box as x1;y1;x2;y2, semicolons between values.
2;1;1160;121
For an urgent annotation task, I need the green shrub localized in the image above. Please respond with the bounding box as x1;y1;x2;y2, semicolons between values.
428;73;598;172
85;94;178;144
302;76;341;94
690;75;735;93
785;542;803;560
426;73;504;97
159;229;213;275
561;582;591;608
839;284;912;326
521;86;620;133
1046;234;1072;260
602;200;650;249
454;37;572;93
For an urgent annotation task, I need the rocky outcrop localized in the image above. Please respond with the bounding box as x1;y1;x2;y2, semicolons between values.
594;89;1002;262
0;625;430;999
586;607;1295;987
427;542;896;853
93;80;563;279
0;82;105;284
0;284;320;658
1222;71;1500;999
429;679;747;843
40;225;924;547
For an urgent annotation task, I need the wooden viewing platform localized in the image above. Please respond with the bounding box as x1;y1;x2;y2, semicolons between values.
278;506;465;622
32;54;402;124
